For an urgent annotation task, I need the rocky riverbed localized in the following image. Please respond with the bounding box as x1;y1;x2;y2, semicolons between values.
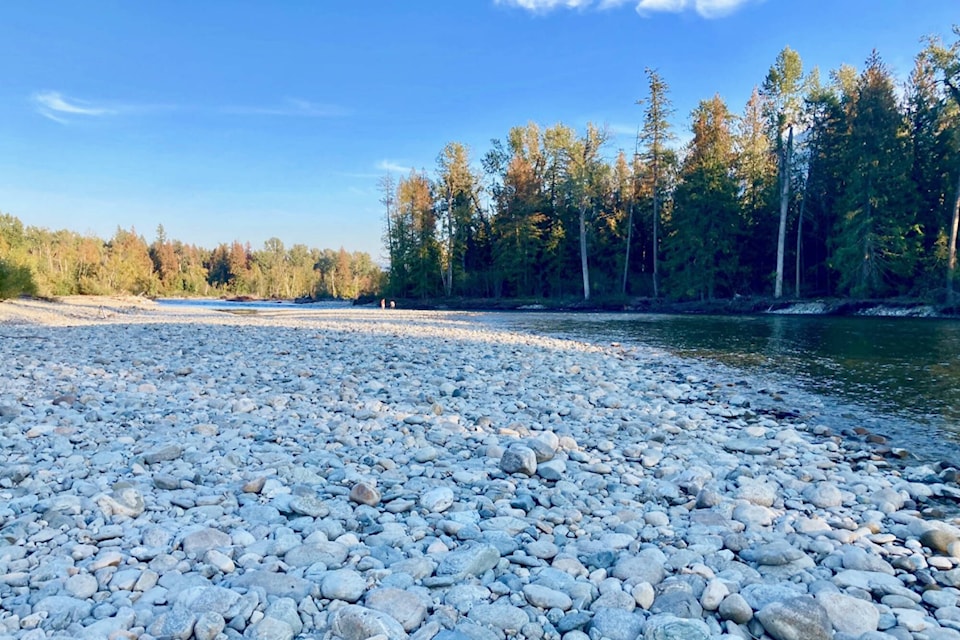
2;298;960;640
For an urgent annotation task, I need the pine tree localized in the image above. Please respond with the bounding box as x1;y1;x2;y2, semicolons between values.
736;87;778;293
637;68;675;298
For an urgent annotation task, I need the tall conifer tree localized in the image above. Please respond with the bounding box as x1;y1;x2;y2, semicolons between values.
665;96;740;300
834;52;916;297
638;69;675;298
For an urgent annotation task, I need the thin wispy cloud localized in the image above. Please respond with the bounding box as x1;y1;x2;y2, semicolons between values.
495;0;591;11
33;91;347;124
607;122;641;138
33;91;117;123
221;98;347;118
376;160;413;174
497;0;753;18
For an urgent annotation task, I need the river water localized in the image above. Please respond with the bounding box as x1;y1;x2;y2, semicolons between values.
496;312;960;462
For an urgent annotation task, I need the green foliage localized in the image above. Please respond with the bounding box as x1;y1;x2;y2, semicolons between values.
664;96;742;300
833;52;917;298
377;26;960;305
736;87;778;292
383;170;442;299
436;142;482;297
0;258;37;299
799;82;848;295
0;212;381;301
924;25;960;301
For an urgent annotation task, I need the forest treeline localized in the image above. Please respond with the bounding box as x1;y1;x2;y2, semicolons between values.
382;30;960;304
0;214;382;301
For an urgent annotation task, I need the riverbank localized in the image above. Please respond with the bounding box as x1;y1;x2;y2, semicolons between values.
2;299;960;639
381;295;960;319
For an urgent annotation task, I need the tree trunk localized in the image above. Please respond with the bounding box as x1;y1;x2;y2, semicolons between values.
652;185;660;298
948;168;960;304
775;125;793;299
442;188;453;297
621;203;633;295
795;160;810;298
579;204;590;301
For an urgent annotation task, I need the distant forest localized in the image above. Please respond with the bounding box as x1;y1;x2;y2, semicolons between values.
382;30;960;304
0;214;382;301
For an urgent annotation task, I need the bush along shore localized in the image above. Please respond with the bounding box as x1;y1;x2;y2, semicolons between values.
1;302;960;640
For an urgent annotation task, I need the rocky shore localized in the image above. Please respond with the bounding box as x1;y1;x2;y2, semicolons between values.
2;298;960;640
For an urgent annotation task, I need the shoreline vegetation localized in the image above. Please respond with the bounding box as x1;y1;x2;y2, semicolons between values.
2;299;960;639
0;213;382;303
349;295;960;319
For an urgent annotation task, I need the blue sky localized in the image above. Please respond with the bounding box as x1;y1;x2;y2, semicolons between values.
1;1;957;261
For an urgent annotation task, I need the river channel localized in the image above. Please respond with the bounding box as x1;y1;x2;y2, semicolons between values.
495;312;960;463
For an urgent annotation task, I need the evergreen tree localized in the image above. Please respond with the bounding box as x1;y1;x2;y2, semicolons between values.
436;142;479;297
150;225;180;294
833;52;916;297
926;26;960;302
665;96;741;300
542;123;577;296
637;68;675;297
394;170;440;299
798;74;847;296
736;87;778;292
494;146;545;297
906;54;951;289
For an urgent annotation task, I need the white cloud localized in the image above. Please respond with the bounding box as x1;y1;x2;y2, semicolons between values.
32;91;116;123
32;91;347;124
607;122;641;138
222;98;347;118
634;0;687;14
376;160;413;174
495;0;592;11
496;0;753;17
636;0;750;18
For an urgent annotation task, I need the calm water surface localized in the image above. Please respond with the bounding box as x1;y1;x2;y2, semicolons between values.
498;312;960;456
